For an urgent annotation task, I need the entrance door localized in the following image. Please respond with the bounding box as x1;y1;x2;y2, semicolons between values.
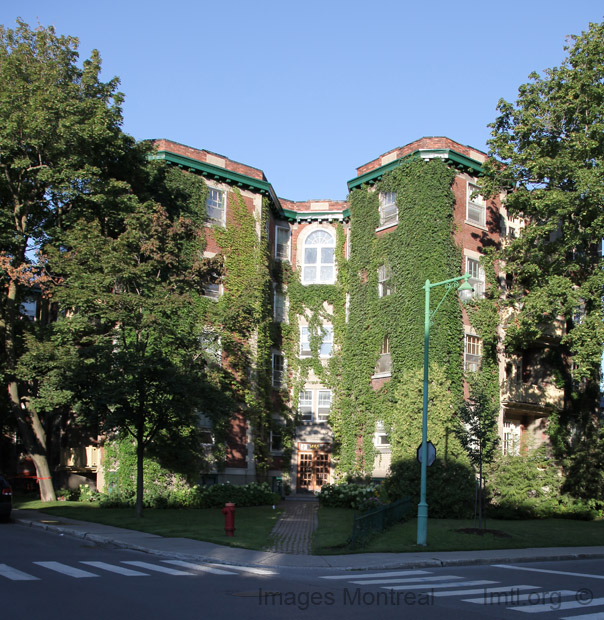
297;450;330;493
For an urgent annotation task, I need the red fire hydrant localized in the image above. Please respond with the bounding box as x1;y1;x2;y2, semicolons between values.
221;502;236;537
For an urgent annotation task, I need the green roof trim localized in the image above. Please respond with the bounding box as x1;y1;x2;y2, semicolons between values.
347;148;485;191
280;208;351;222
153;149;284;214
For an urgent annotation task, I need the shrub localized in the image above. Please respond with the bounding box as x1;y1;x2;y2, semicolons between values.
384;458;476;519
317;482;382;511
486;446;600;520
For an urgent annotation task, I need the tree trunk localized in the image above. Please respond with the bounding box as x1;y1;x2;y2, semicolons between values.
135;423;145;518
4;278;56;501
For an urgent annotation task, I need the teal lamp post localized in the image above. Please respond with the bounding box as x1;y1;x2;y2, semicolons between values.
417;273;473;546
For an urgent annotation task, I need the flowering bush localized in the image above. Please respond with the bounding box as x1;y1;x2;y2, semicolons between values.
317;482;383;512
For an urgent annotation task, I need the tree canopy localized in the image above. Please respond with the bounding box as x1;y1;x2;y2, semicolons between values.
485;21;604;500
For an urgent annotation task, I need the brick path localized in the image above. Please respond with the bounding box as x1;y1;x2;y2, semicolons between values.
264;498;318;555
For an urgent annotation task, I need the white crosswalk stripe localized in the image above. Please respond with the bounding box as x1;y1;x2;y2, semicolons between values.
34;561;99;578
388;579;498;591
163;560;236;575
349;575;464;585
80;561;150;576
121;561;195;575
0;563;39;581
463;589;577;605
509;596;604;614
321;570;430;580
432;585;540;598
0;559;278;581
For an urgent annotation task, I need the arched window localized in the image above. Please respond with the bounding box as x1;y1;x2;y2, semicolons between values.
302;230;335;284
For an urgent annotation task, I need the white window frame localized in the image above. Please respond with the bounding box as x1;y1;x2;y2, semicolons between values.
301;229;336;285
317;390;332;423
466;256;485;299
273;289;288;323
299;324;333;358
298;389;332;424
272;352;285;389
374;420;390;447
379;192;398;227
464;334;482;372
206;187;226;227
503;420;521;456
275;226;291;262
466;182;486;228
378;264;394;297
298;390;314;423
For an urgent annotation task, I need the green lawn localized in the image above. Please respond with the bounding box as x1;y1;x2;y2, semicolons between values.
14;497;282;551
15;498;604;555
313;506;604;554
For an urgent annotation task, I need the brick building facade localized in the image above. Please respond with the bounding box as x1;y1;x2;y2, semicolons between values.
97;137;559;493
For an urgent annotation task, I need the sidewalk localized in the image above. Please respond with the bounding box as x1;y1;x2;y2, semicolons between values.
12;504;604;571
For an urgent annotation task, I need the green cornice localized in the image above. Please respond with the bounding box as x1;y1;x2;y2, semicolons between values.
153;149;284;214
347;148;485;192
280;208;351;223
153;149;351;222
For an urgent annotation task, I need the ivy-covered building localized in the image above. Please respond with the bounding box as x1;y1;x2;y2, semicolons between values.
88;136;560;494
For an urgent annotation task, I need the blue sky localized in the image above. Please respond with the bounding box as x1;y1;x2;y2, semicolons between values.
2;1;603;201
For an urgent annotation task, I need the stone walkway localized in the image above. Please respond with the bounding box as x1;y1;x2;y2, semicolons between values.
264;497;318;555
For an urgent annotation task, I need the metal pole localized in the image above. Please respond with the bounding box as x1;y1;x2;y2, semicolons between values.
417;279;430;546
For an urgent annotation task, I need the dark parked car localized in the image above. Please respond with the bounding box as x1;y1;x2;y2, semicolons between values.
0;474;12;522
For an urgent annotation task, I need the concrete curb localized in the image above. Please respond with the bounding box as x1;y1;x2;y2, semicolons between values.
13;510;604;571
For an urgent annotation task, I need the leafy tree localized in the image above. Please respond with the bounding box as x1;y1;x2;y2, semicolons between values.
454;367;500;528
39;191;224;517
484;21;604;500
0;20;136;500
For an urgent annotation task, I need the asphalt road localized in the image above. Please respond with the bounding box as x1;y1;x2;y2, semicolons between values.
2;522;604;620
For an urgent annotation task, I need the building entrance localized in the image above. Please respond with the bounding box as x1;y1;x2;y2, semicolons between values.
297;446;330;493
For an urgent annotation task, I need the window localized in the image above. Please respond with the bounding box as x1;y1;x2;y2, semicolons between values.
274;290;287;323
270;429;283;452
298;390;313;422
374;420;390;447
302;230;335;284
299;324;333;357
272;353;285;388
379;192;398;227
374;335;392;375
466;257;485;299
317;390;332;422
275;226;291;261
200;330;222;367
299;326;311;357
198;413;215;446
206;187;226;226
298;389;331;423
378;264;394;297
319;325;333;357
466;183;485;227
464;334;482;372
202;282;221;301
503;421;521;456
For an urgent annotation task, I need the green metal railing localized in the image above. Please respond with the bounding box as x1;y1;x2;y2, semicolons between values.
350;497;412;549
